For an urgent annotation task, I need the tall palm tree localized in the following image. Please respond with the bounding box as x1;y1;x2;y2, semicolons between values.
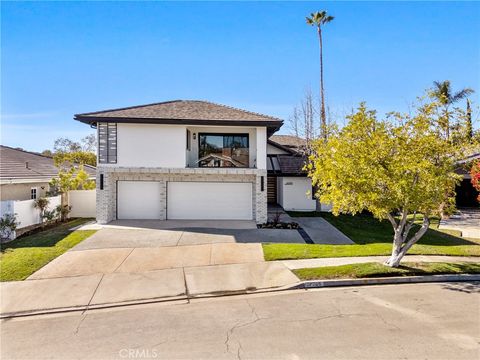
466;98;473;141
431;80;474;139
306;11;334;140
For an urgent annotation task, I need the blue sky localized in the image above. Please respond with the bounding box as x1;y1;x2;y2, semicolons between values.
2;1;479;152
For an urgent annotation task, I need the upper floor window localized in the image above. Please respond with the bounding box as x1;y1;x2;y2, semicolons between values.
98;123;117;164
198;133;249;168
31;187;37;200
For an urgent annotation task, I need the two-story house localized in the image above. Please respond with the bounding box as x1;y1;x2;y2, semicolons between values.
75;100;285;224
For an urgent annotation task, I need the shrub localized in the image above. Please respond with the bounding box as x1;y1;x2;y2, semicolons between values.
0;213;20;241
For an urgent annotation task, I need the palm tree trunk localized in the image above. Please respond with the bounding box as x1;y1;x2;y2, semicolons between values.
318;26;327;140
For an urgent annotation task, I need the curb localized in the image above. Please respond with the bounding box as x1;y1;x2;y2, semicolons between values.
290;274;480;289
2;274;478;319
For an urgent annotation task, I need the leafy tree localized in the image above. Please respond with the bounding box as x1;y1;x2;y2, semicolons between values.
49;134;96;195
471;160;480;203
429;80;474;140
53;151;96;168
308;101;460;267
306;10;334;140
53;134;96;153
49;165;95;195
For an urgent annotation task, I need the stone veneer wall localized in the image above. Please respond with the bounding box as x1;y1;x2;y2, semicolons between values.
96;167;267;224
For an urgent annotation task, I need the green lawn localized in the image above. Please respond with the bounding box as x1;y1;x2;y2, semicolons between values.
0;219;96;281
263;212;480;261
294;262;480;280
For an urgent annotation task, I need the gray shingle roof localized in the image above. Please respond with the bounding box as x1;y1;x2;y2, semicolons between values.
75;100;283;131
277;155;307;175
270;135;307;149
0;145;96;181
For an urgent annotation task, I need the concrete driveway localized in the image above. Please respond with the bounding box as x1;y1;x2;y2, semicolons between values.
72;220;306;250
0;221;303;316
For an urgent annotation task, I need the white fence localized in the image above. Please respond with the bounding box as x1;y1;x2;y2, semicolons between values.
0;195;61;229
0;190;96;240
68;190;96;217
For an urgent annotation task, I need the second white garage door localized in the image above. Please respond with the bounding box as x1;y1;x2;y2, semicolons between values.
167;182;252;220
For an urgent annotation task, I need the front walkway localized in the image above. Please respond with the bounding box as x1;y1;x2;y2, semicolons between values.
267;204;354;245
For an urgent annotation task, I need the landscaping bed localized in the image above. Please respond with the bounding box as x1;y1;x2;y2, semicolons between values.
257;221;299;229
0;218;96;281
294;262;480;280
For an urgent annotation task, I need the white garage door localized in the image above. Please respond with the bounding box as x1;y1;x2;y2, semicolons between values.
117;181;162;219
167;182;252;220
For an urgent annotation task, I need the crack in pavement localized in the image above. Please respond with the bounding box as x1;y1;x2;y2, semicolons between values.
112;248;136;272
73;274;104;336
224;299;270;359
73;313;87;335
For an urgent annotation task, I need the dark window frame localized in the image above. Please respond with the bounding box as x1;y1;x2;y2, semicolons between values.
198;132;250;168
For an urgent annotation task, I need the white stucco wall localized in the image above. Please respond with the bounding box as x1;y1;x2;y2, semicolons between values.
266;143;289;155
116;124;187;168
256;127;267;170
0;182;49;201
277;176;316;211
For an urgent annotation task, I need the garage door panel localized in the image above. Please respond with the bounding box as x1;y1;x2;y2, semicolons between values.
118;181;162;220
167;182;252;220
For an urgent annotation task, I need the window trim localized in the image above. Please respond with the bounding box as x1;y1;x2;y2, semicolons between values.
197;132;250;168
186;129;191;151
30;187;38;200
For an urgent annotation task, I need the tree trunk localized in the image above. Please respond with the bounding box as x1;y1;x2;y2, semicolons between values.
318;26;327;140
385;215;430;267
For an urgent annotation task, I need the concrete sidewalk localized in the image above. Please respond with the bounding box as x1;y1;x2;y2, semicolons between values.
281;255;480;270
0;262;299;317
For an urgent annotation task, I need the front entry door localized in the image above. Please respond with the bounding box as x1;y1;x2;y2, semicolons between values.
267;176;277;204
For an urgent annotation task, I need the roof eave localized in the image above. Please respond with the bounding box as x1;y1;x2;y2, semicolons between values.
74;115;283;131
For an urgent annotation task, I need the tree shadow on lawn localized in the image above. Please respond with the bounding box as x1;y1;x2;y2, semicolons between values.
0;219;88;252
314;212;478;246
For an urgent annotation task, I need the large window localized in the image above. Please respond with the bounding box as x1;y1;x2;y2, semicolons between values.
198;133;249;168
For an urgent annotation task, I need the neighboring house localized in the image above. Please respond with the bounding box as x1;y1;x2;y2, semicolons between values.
0;145;95;201
455;153;480;208
266;137;316;211
270;135;307;153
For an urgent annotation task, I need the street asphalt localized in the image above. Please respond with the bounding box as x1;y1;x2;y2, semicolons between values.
2;282;478;360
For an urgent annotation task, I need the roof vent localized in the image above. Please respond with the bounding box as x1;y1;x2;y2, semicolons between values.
25;161;29;169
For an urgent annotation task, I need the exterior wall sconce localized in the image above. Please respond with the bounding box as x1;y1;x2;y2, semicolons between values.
193;133;196;140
